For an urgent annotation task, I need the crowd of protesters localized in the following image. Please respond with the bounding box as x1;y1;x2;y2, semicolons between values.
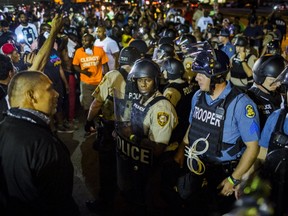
0;1;286;132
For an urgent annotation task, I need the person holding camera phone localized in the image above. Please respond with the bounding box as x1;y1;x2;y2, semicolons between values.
14;11;38;53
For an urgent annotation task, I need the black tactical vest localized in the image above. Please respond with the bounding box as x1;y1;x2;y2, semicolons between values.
188;87;242;162
163;81;196;143
248;87;282;130
269;108;288;153
131;95;168;138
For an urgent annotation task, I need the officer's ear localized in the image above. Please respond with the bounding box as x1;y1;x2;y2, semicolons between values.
26;89;37;104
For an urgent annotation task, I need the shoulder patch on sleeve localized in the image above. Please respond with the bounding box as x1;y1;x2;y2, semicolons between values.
157;112;170;127
246;104;255;118
164;92;172;100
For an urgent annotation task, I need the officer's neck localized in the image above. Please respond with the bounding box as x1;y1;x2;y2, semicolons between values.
209;82;227;100
140;91;156;104
255;83;271;94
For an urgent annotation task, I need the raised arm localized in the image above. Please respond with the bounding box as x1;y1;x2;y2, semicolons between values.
28;14;64;72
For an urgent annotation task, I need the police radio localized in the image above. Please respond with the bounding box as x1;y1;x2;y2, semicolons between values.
215;106;225;120
215;96;226;121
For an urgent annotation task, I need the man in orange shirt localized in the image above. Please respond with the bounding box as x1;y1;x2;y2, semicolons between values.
73;33;109;116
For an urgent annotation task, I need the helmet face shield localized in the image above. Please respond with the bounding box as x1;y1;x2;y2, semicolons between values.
189;42;230;95
156;48;165;60
253;55;286;85
189;42;230;78
192;51;214;77
127;59;160;82
271;66;288;87
161;28;177;40
182;41;211;58
162;58;185;80
175;34;197;51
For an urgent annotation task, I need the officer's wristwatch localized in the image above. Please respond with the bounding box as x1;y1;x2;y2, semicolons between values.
228;175;241;186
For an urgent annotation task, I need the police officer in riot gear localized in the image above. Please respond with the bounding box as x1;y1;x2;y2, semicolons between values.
162;58;197;145
84;46;142;214
153;43;175;65
128;39;148;57
152;37;174;63
174;44;260;215
258;66;288;215
248;54;286;130
175;34;197;47
173;33;197;86
157;36;174;47
176;24;190;36
160;28;177;41
127;59;178;155
160;57;199;213
175;33;197;60
152;42;178;92
114;58;178;215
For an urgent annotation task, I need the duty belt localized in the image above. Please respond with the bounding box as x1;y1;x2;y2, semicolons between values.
204;160;239;174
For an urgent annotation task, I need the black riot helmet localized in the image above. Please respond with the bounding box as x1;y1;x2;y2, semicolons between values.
158;37;174;46
267;40;281;54
162;58;185;80
127;58;160;93
177;24;190;35
192;44;230;95
175;33;197;46
119;46;142;66
128;39;148;56
192;49;229;78
272;66;288;86
161;28;177;40
253;54;286;85
234;36;248;47
157;43;175;59
272;65;288;107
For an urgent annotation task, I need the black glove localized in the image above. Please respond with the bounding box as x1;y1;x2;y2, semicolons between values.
84;120;95;132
